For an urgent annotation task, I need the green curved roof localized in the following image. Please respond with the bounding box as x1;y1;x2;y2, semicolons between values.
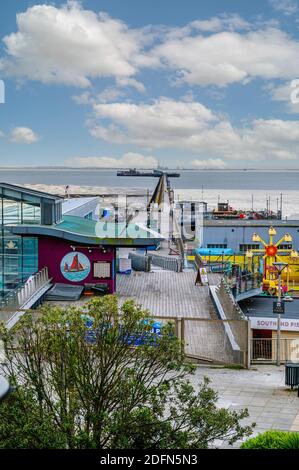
12;215;163;247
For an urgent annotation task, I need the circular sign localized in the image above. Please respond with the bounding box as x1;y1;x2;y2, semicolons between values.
266;245;278;257
60;251;91;282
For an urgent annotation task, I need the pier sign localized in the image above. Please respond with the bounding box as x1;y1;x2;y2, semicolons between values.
250;317;299;332
273;301;285;314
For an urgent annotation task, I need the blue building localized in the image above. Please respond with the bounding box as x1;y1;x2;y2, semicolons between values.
201;219;299;253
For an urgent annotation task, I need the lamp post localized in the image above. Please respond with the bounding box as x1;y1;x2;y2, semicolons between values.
273;262;288;366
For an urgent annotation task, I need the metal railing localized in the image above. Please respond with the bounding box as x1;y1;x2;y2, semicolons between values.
224;272;263;297
0;267;50;310
251;338;299;363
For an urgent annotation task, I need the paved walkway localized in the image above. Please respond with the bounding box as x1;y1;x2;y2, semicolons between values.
191;365;299;445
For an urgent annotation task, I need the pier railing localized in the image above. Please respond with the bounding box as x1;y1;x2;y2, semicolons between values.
224;272;263;299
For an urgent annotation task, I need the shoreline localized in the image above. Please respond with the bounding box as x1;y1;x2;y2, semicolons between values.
21;184;299;219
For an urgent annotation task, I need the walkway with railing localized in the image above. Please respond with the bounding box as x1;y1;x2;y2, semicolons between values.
1;268;52;330
224;272;263;301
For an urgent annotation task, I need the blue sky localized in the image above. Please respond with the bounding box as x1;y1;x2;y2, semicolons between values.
1;0;299;168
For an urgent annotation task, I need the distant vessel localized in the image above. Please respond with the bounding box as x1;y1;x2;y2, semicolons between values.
117;168;180;177
64;254;85;272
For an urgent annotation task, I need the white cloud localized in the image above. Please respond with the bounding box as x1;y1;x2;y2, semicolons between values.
191;158;227;169
68;152;158;168
190;14;250;33
90;98;217;146
151;27;299;87
269;0;298;16
116;77;146;93
10;127;39;144
0;1;145;87
266;81;299;113
2;5;299;92
87;96;299;162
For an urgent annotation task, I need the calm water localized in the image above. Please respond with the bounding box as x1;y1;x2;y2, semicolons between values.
0;169;299;190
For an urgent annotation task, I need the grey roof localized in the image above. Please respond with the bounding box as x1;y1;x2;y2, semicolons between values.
240;296;299;319
0;182;63;201
203;219;299;227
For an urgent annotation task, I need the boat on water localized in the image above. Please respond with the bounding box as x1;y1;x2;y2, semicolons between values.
64;254;85;272
117;168;180;177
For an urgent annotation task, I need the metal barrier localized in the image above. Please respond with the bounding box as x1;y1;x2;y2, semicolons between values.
251;338;299;363
224;272;263;299
128;252;183;273
149;254;183;272
0;268;50;310
0;268;52;331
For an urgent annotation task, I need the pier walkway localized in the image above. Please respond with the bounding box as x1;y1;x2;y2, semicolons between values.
116;271;218;318
116;271;246;364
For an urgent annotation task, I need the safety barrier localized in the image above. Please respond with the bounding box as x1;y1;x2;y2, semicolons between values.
149;254;183;272
251;338;299;363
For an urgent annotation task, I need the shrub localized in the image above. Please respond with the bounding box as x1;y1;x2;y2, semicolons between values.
0;297;254;449
241;430;299;449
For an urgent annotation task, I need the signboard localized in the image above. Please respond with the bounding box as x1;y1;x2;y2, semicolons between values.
60;252;91;282
93;261;111;279
273;301;285;314
119;258;132;275
200;267;209;285
249;317;299;332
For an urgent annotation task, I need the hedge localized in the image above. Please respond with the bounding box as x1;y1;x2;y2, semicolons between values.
241;430;299;449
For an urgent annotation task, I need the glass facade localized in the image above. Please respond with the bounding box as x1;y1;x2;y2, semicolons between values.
0;195;39;298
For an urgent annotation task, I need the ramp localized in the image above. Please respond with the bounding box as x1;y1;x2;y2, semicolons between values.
235;288;262;302
3;268;52;331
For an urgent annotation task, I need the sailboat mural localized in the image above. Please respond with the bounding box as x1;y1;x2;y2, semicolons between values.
60;252;91;282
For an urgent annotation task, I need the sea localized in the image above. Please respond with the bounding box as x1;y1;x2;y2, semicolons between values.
1;168;299;219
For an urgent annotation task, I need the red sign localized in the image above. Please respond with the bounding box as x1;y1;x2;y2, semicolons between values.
266;245;277;257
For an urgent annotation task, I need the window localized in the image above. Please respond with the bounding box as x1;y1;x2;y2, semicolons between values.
239;244;260;252
207;244;227;249
277;244;292;250
84;212;93;220
0;232;38;298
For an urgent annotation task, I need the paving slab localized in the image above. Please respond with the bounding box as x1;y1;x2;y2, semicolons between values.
191;365;299;447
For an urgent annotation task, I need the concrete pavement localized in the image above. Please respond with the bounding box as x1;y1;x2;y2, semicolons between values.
191;365;299;446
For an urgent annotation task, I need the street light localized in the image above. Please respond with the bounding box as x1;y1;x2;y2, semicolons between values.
273;262;288;366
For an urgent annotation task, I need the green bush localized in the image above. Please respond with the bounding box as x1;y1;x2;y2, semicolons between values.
241;430;299;449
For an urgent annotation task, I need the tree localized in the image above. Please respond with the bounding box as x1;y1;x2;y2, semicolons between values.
0;296;254;448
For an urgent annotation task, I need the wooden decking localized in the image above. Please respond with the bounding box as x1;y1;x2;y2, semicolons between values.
116;271;218;318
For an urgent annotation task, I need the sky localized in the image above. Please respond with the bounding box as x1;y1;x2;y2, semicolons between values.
1;0;299;169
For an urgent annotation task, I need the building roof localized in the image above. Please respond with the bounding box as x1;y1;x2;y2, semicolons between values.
203;219;299;227
62;197;98;214
12;215;163;246
0;182;63;201
240;296;299;320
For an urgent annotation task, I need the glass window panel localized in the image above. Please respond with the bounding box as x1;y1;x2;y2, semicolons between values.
22;203;41;224
3;199;22;225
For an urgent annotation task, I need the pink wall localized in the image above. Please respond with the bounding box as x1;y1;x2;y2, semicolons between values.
38;237;115;293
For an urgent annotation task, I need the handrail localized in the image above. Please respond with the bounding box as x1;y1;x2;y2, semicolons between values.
0;267;50;310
